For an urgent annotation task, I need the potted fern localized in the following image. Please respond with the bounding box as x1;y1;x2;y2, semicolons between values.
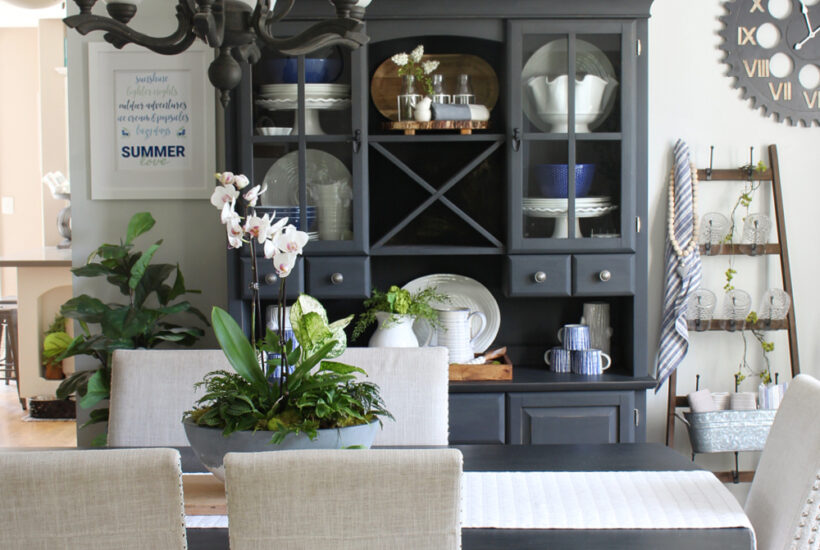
352;285;446;347
182;173;391;479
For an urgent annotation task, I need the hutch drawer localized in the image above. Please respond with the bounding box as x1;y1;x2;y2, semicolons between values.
306;257;370;299
505;255;571;297
572;254;635;296
239;257;304;300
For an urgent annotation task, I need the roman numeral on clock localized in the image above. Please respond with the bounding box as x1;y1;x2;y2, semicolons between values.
738;26;757;45
749;0;764;13
743;59;769;77
804;90;820;109
769;81;792;101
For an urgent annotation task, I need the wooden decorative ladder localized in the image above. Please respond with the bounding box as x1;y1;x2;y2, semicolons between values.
664;144;800;483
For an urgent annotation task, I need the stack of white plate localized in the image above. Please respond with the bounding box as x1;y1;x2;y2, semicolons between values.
257;83;350;100
522;196;616;218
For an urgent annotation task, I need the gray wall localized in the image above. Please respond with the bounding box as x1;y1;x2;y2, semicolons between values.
66;1;226;444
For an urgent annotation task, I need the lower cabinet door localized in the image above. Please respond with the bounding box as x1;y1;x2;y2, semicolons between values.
449;393;505;444
508;391;635;444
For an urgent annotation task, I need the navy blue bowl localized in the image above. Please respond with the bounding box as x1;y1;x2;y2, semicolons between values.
259;58;343;84
534;164;595;198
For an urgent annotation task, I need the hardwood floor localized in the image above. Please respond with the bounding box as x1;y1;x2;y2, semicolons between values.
0;382;75;447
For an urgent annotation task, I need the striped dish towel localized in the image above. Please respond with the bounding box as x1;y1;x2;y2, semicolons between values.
655;139;702;391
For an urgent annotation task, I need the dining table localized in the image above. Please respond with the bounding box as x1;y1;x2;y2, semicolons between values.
177;443;754;550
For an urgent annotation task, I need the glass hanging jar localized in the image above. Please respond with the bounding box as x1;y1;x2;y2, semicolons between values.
431;74;450;104
452;73;475;104
397;74;421;121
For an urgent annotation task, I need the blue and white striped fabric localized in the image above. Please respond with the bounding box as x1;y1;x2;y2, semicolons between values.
656;139;702;391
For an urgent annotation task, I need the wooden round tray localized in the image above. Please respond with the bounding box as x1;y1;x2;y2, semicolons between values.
371;53;498;121
383;120;488;135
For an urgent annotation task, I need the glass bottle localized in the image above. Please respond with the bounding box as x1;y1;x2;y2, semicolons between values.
452;73;475;104
397;74;421;121
431;74;450;104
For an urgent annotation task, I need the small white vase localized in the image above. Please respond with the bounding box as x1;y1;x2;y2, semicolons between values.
368;312;422;348
414;97;432;122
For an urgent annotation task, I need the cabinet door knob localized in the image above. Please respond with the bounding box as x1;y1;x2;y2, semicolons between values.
330;272;344;285
598;269;612;282
533;271;547;283
264;273;278;285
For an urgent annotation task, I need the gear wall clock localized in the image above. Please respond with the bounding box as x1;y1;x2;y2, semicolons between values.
720;0;820;126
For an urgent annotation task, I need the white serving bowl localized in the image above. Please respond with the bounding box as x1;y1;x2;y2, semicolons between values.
256;127;293;136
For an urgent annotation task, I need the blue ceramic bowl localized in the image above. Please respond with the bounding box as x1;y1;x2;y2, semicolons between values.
266;206;317;231
260;58;343;84
534;164;595;198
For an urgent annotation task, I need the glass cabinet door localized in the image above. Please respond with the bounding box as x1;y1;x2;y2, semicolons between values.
244;22;368;256
508;20;636;252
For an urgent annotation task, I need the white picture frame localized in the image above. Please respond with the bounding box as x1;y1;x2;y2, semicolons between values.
88;43;216;200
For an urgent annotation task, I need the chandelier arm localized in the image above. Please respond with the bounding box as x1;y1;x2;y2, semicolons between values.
192;0;225;47
257;18;367;55
64;2;198;55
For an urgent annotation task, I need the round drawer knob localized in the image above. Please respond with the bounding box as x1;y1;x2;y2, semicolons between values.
264;273;278;285
598;269;612;282
533;271;547;284
330;272;344;285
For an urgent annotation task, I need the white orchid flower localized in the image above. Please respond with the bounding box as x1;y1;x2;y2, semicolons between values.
273;225;309;256
215;171;235;186
391;52;409;66
410;44;424;63
243;184;266;207
266;215;288;239
220;202;239;225
263;217;290;258
233;174;250;189
422;60;440;74
272;250;298;278
210;184;239;209
226;219;244;249
244;214;271;244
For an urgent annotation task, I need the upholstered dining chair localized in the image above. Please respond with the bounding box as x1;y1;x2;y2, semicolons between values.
745;374;820;550
335;346;450;445
0;448;186;550
224;448;462;550
107;349;231;447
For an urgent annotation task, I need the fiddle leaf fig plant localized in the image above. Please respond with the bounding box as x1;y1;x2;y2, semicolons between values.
53;212;207;442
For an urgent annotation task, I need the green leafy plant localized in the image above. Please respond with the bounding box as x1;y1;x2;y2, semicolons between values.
42;314;70;379
185;295;392;442
52;212;207;443
351;285;447;341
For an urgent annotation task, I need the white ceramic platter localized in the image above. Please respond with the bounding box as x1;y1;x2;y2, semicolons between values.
255;98;351;111
521;38;617;132
522;204;618;219
402;273;500;354
261;149;352;207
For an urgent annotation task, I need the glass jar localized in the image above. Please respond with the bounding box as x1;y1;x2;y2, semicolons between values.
452;73;475;104
431;74;450;104
397;74;421;121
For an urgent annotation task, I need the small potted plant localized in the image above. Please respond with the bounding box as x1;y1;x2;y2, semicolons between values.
352;285;446;348
42;314;69;380
182;173;392;480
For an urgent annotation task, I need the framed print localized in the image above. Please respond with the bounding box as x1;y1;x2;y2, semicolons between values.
88;43;216;199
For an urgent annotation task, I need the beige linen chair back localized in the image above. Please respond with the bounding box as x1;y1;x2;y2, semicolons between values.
108;349;231;447
0;448;186;550
225;448;462;550
745;374;820;550
336;346;449;445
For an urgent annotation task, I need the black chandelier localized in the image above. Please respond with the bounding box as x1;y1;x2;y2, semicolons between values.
64;0;371;105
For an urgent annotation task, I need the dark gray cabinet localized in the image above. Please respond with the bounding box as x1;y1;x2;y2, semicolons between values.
225;0;654;446
509;391;636;444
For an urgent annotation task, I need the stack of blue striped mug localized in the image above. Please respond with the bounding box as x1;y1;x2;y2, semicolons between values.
544;324;612;375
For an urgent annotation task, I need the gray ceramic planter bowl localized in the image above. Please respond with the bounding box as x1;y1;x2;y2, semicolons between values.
183;419;379;480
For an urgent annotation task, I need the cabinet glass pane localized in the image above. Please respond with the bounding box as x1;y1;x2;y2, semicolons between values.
521;33;567;135
577;141;621;239
577;33;621;134
255;142;354;242
252;46;353;136
522;141;571;240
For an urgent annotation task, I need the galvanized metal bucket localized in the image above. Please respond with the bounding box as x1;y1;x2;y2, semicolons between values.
679;410;777;454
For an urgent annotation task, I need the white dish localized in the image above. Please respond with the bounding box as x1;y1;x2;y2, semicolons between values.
523;204;618;218
256;127;293;136
402;273;500;354
261;149;353;207
524;196;611;206
255;98;352;111
521;39;618;132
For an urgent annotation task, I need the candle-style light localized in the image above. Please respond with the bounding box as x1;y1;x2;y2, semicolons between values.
63;0;373;106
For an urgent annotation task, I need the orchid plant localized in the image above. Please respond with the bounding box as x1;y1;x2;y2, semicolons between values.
391;44;440;96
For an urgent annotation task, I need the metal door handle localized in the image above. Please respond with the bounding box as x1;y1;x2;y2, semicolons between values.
598;270;612;282
330;272;344;285
533;271;547;283
264;273;278;285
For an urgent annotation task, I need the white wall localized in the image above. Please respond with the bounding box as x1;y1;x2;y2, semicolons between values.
647;0;820;470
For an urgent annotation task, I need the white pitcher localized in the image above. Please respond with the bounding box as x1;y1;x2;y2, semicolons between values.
434;307;487;364
368;312;431;348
